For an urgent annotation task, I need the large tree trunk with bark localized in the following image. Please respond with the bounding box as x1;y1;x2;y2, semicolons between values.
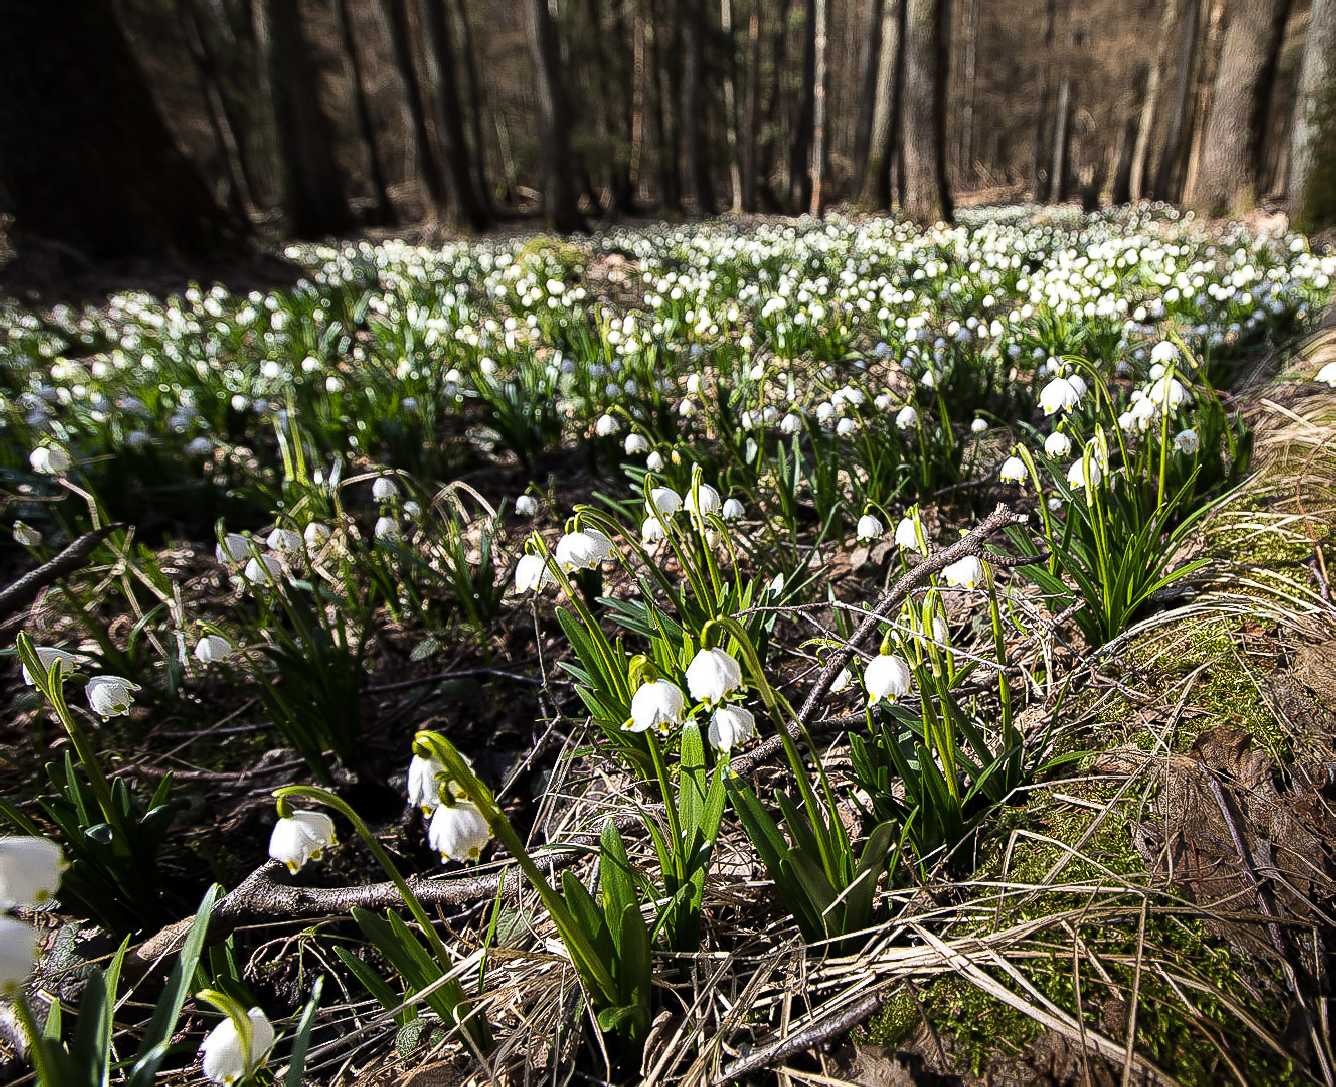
808;0;828;214
1290;0;1336;231
742;1;763;210
852;0;886;186
1152;0;1202;200
455;0;499;218
422;0;489;229
335;0;396;225
682;0;717;213
789;0;817;211
0;0;247;262
859;0;903;209
900;0;952;224
524;0;587;230
263;0;353;238
381;0;450;216
1190;0;1293;217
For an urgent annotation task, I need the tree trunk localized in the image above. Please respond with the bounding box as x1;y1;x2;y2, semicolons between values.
608;0;638;213
455;0;499;216
1032;0;1057;201
0;0;247;261
382;0;449;215
1152;0;1202;200
1110;99;1140;205
524;0;587;230
1127;0;1176;203
1050;76;1070;203
852;0;886;186
335;0;396;225
809;0;828;214
1190;0;1294;216
957;0;977;182
180;0;254;220
742;0;763;210
859;0;902;208
758;0;793;209
682;0;716;214
722;0;744;212
1290;0;1336;231
900;0;952;224
788;0;817;210
422;0;489;229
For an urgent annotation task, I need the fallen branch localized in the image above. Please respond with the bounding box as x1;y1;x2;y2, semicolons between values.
715;989;885;1083
136;503;1036;955
0;523;122;622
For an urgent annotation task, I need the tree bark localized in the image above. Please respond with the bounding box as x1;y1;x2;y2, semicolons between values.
742;0;763;210
852;0;886;186
682;0;717;213
1152;0;1203;200
422;0;489;229
263;0;354;238
722;0;744;212
808;0;828;214
859;0;903;208
455;0;499;217
0;0;247;261
1190;0;1294;217
788;0;817;210
900;0;952;224
381;0;449;216
957;0;978;182
335;0;396;225
1050;76;1070;202
1032;0;1058;202
1127;0;1177;203
1289;0;1336;231
524;0;587;230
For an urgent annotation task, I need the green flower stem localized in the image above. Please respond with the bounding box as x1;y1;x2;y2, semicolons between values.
985;573;1013;738
12;997;55;1087
413;731;620;1005
645;730;685;882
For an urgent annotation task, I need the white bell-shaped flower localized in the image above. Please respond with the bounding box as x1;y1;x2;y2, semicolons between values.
200;1006;275;1086
1316;361;1336;387
514;494;540;517
999;456;1027;483
1173;427;1200;454
371;476;399;501
514;553;551;593
708;704;756;751
1039;375;1082;415
265;528;302;553
685;482;721;517
194;635;233;664
627;679;686;733
646;451;665;471
303;522;332;548
29;446;72;476
595;413;620;437
1067;456;1103;489
648;487;682;516
721;498;745;521
555;528;612;572
0;915;36;996
0;836;64;908
624;433;650;455
864;654;912;704
895;516;924;553
856;514;884;541
427;800;491;862
86;675;140;718
268;810;337;874
943;555;986;588
20;646;84;686
215;533;251;565
895;405;918;430
686;648;743;705
1044;431;1073;458
407;754;446;812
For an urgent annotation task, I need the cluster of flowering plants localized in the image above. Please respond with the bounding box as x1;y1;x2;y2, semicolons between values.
0;206;1332;1084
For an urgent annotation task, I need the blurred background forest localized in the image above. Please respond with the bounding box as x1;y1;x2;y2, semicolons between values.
0;0;1333;268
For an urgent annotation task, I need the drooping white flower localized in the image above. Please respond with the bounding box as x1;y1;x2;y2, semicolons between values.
1316;361;1336;388
856;514;884;541
707;704;756;751
780;412;802;435
1148;374;1188;410
1150;340;1179;365
0;915;36;996
265;528;301;553
514;553;551;593
216;532;251;565
374;515;401;542
268;811;337;874
555;528;612;571
428;801;491;862
86;675;140;718
1067;456;1103;489
895;405;919;430
641;515;667;544
686;648;743;705
624;433;650;455
29;446;71;476
829;667;854;693
407;754;446;812
20;646;84;686
999;455;1027;484
646;450;666;471
721;498;745;521
515;494;540;517
648;486;683;516
1173;427;1200;454
13;522;42;547
627;680;686;733
194;635;233;664
371;476;399;501
1039;376;1082;415
864;654;912;704
685;482;721;517
200;1006;275;1086
970;418;988;434
0;836;65;908
895;516;924;553
943;555;985;589
595;413;620;437
243;553;283;584
1044;431;1073;458
303;522;331;548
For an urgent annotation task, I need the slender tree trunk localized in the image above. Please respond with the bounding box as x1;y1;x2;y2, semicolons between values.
0;0;247;262
524;0;586;230
455;0;498;217
1110;97;1141;205
682;0;716;213
958;0;977;182
263;0;353;238
335;0;396;225
1290;0;1336;230
422;0;489;229
179;0;252;220
1190;0;1294;216
722;0;744;212
900;0;952;223
789;0;817;210
1050;77;1071;202
646;0;678;211
1126;3;1176;202
859;0;902;208
742;0;762;210
809;0;828;214
1152;0;1202;199
758;0;793;209
609;0;638;213
1032;0;1058;201
382;0;449;216
852;0;886;186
